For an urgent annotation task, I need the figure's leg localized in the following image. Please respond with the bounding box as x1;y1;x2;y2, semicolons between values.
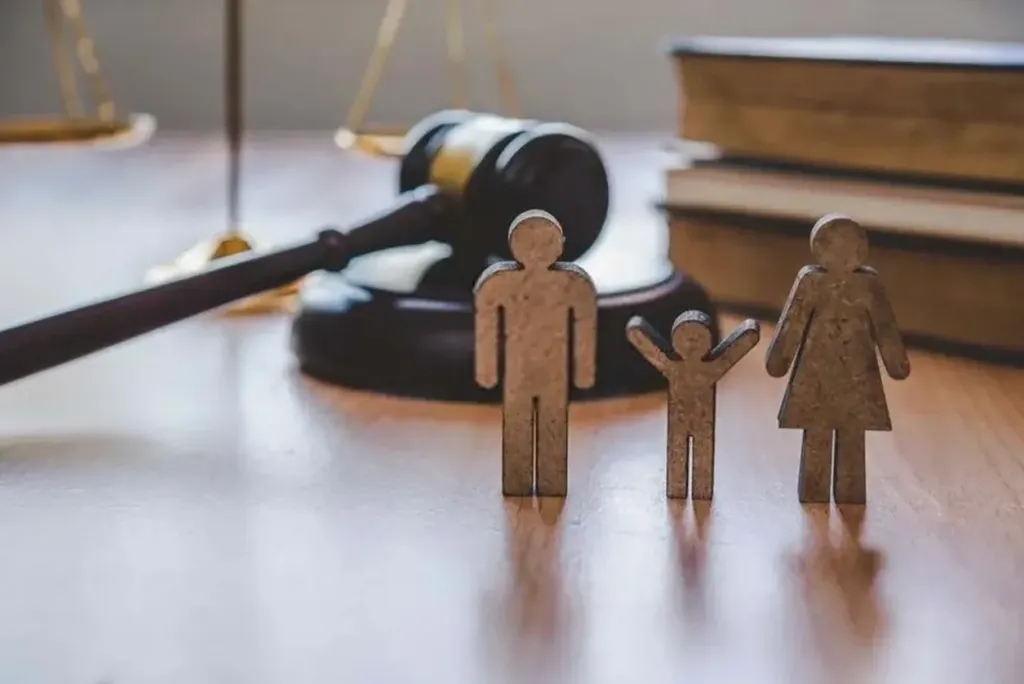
798;428;833;503
690;424;715;500
535;391;569;497
833;428;866;505
502;393;535;496
666;414;688;499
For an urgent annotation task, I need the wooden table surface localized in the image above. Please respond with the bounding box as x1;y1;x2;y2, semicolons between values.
0;134;1022;684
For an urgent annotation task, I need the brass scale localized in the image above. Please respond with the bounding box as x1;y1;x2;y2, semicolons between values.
2;0;522;312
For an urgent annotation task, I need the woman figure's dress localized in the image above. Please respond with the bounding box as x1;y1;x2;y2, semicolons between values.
777;276;892;432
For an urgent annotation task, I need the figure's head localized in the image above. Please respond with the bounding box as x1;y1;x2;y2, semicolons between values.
670;310;714;360
810;214;867;272
508;210;565;268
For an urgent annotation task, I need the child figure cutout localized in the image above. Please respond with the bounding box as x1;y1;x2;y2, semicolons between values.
765;215;910;505
474;210;597;497
627;311;760;499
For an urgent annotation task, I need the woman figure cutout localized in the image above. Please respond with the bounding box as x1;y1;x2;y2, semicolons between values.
765;215;910;505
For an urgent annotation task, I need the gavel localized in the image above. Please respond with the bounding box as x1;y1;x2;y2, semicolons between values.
0;111;612;389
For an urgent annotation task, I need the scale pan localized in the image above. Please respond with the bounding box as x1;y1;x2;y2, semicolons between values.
0;113;156;149
334;126;407;159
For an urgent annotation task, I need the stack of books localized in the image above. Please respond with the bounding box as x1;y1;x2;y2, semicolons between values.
661;35;1024;362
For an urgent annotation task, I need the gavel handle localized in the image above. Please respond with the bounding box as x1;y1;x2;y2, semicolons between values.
0;185;454;388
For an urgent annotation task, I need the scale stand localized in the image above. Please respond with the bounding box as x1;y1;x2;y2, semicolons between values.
143;0;297;313
334;0;521;159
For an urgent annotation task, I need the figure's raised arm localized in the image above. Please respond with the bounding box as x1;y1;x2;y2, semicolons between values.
765;266;820;378
473;263;517;389
708;318;761;380
625;316;674;377
567;267;598;390
865;271;910;380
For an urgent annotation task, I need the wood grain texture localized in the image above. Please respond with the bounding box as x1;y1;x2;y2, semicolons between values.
0;135;1021;684
474;211;598;496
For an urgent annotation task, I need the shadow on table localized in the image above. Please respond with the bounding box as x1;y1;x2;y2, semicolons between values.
782;504;888;683
0;433;180;470
477;496;579;682
0;429;252;495
668;498;712;624
0;321;250;482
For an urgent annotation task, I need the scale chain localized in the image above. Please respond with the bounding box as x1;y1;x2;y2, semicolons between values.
343;0;521;136
46;0;117;122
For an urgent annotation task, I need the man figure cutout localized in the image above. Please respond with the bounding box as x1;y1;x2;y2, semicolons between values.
474;210;598;497
627;311;760;499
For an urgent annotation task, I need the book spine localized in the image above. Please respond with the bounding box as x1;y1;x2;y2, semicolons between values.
672;57;1024;182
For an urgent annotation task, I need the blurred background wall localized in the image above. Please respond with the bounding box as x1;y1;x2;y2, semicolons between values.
1;0;1021;132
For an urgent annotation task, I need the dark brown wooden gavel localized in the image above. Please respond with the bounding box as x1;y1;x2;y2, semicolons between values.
0;112;610;388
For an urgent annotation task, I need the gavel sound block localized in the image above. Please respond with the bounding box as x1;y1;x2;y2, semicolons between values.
0;111;718;401
292;111;719;401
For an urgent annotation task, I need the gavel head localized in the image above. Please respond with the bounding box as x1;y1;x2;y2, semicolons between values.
397;110;610;263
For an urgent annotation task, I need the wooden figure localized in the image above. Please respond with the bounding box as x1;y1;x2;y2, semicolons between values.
473;210;598;497
765;214;911;505
627;311;760;500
